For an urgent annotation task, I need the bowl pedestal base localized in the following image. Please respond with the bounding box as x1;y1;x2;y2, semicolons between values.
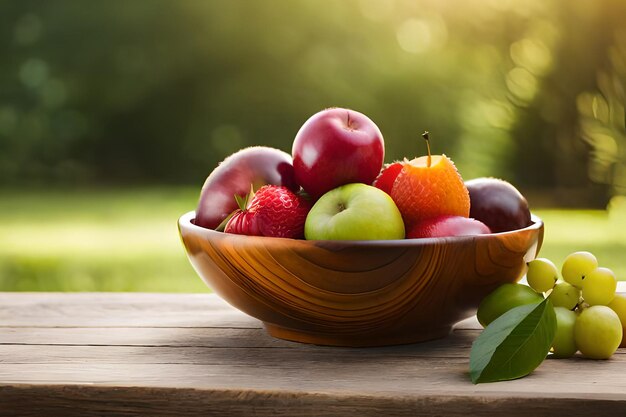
264;323;453;347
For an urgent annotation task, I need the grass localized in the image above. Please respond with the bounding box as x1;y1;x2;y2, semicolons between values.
0;188;624;292
534;203;626;279
0;187;205;292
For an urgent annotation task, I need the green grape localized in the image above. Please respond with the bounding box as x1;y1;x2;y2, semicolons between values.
581;267;616;306
562;251;598;289
526;258;558;293
574;305;622;359
608;294;626;348
552;307;577;358
548;281;580;310
476;283;543;327
608;293;626;324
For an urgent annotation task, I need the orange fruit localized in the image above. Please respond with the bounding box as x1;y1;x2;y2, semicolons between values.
389;154;470;227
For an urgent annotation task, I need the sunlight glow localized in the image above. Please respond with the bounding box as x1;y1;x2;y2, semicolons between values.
506;67;538;102
510;38;552;76
396;16;447;54
359;0;395;21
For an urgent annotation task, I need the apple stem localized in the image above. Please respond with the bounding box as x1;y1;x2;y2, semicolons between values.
422;131;431;167
345;111;355;130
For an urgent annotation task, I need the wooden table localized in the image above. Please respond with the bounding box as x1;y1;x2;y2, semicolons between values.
1;292;625;416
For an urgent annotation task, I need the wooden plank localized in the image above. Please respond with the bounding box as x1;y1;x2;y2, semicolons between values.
0;292;482;330
1;384;626;417
0;344;624;394
3;285;624;329
0;327;295;348
2;358;626;398
2;384;625;417
0;293;259;328
0;324;477;348
0;336;476;363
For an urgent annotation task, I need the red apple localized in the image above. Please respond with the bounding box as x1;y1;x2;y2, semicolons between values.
465;177;531;233
407;215;491;239
195;146;298;230
292;108;384;199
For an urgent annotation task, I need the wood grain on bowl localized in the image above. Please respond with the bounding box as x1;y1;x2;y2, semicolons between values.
179;211;544;347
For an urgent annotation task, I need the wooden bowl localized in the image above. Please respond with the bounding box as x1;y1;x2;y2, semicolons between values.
179;211;544;347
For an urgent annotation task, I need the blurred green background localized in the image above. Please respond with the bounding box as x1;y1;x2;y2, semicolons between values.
1;0;625;291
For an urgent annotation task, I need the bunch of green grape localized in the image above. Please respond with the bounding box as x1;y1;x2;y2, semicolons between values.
527;251;625;359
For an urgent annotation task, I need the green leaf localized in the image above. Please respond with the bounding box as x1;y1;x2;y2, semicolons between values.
234;193;248;211
469;298;556;384
214;210;237;232
233;184;256;212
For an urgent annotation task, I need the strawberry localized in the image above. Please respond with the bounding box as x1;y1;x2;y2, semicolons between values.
225;185;311;239
372;161;405;195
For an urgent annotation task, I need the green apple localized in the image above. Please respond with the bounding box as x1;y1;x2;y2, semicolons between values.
304;183;405;240
476;283;544;327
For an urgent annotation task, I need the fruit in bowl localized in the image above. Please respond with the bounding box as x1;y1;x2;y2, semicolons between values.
304;183;405;241
407;215;490;239
292;107;384;199
388;133;470;228
372;161;404;195
225;185;311;239
465;177;531;233
180;107;545;346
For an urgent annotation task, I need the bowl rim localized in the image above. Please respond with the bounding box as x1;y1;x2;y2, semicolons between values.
178;211;543;247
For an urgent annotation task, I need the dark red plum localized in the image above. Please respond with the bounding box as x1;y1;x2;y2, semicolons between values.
465;177;531;233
